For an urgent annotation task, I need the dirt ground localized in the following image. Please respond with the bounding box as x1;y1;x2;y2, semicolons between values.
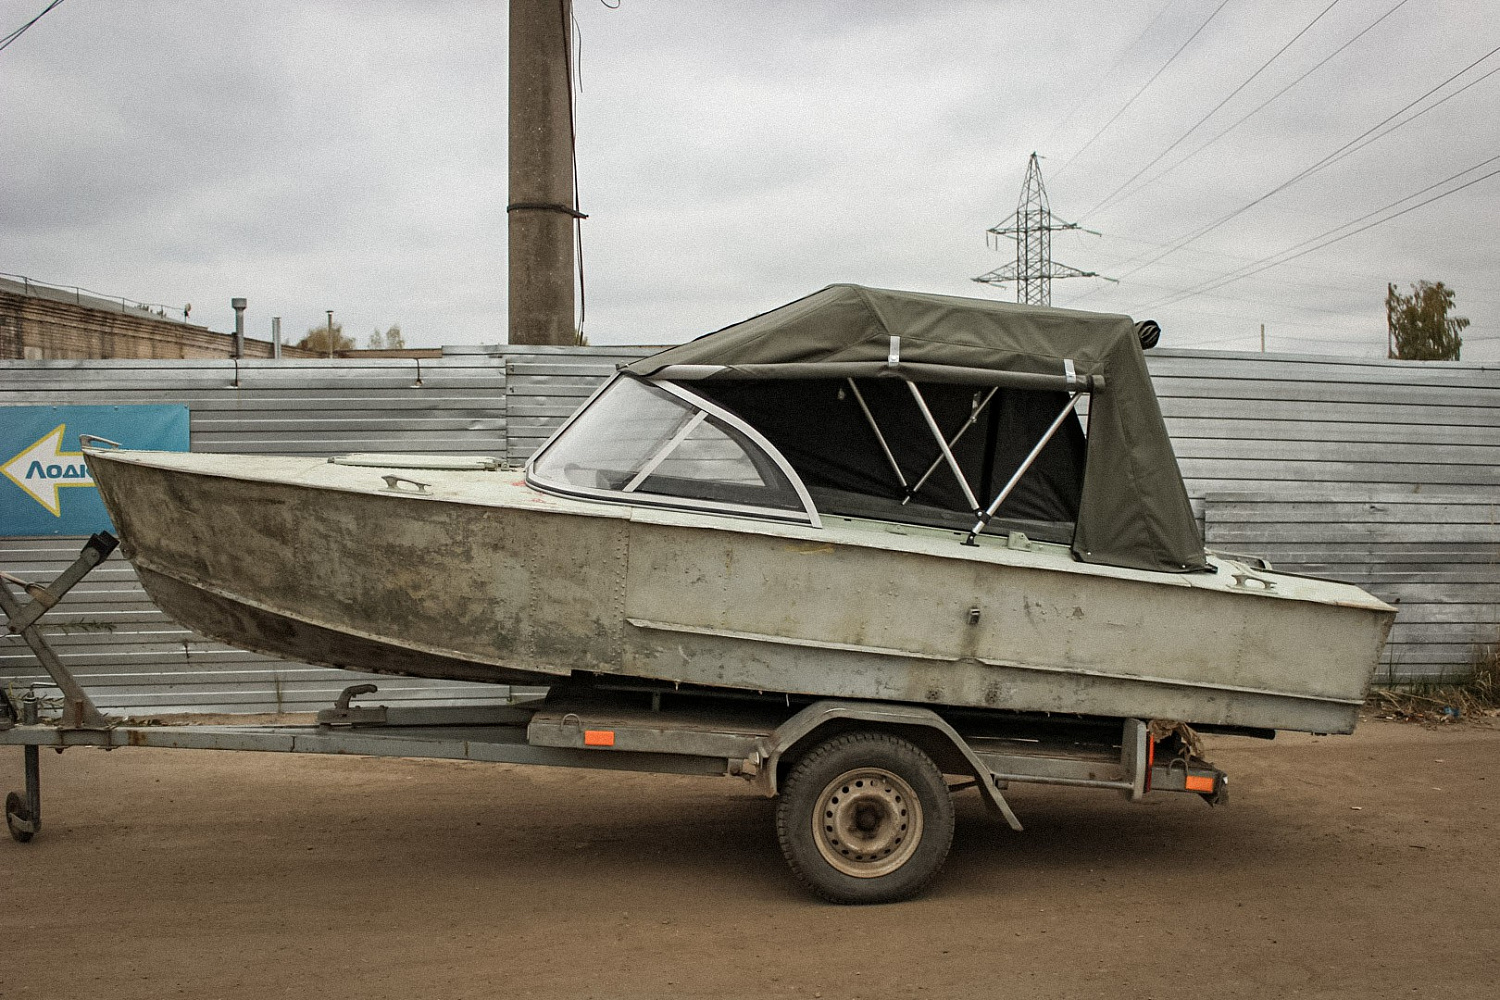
1;716;1496;1000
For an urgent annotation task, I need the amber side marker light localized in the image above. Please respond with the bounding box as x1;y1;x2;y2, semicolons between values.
1184;775;1216;793
584;729;616;747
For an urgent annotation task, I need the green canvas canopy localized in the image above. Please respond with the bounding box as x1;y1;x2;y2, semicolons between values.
625;284;1208;573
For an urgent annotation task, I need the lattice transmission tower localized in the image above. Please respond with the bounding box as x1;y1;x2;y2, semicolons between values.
974;152;1098;306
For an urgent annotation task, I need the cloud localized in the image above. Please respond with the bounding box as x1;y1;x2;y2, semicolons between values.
1;0;1495;358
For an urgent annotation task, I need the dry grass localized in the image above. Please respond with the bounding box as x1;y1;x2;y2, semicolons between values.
1371;642;1500;722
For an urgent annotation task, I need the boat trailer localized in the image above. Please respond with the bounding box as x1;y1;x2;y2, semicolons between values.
2;535;1229;904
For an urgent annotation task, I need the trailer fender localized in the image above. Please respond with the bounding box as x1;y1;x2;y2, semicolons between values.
751;700;1022;831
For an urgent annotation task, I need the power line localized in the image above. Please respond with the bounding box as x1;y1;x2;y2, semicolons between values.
1066;223;1500;311
1082;244;1390;301
0;0;64;54
1089;40;1500;288
1064;228;1472;299
1309;59;1500;176
1141;154;1500;308
1083;0;1343;220
1053;0;1234;179
1085;273;1386;318
1086;0;1414;218
1138;157;1500;310
1048;0;1179;144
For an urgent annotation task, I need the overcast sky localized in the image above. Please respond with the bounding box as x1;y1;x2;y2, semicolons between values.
3;0;1497;359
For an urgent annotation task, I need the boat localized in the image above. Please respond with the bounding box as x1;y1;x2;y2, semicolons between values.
84;285;1395;734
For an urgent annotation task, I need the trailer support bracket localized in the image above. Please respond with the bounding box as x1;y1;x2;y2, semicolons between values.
0;533;117;732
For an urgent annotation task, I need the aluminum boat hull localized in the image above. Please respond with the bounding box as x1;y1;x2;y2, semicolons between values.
87;449;1395;734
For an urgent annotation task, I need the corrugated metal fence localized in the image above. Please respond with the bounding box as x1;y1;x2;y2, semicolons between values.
3;348;1497;713
1146;347;1488;683
1149;351;1498;685
1;358;520;712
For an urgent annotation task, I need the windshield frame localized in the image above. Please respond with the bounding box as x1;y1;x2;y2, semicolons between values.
525;372;822;526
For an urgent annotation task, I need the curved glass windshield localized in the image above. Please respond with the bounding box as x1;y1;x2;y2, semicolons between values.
527;374;819;524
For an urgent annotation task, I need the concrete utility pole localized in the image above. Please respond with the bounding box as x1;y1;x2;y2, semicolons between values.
326;310;334;359
508;0;578;345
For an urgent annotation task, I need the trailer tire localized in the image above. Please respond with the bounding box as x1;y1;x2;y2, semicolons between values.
776;731;954;904
5;792;35;844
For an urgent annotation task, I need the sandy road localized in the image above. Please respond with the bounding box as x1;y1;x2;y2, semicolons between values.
1;717;1496;1000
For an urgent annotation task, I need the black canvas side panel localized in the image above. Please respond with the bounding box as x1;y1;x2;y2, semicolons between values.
985;390;1086;525
692;380;1084;533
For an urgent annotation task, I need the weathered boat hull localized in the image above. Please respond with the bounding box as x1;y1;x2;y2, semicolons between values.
87;449;1395;734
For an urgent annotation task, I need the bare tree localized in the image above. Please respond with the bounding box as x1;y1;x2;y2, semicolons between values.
367;324;405;350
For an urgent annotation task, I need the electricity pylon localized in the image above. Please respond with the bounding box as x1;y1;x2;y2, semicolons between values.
974;152;1098;306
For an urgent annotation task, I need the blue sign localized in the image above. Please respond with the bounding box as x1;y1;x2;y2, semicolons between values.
1;405;189;536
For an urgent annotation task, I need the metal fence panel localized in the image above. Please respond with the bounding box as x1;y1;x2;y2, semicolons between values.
1204;493;1500;683
3;348;1498;705
1;358;526;712
1147;350;1500;499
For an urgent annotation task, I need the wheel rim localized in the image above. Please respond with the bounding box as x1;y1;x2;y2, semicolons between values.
811;767;923;878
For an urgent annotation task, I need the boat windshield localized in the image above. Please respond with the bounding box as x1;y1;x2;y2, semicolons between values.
527;374;819;524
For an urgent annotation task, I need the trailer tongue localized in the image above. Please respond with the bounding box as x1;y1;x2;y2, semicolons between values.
5;536;1227;904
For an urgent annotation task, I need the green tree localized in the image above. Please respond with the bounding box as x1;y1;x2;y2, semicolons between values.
367;324;405;350
296;321;355;354
1386;281;1468;361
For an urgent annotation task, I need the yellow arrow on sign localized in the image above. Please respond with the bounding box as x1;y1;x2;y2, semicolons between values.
2;424;95;517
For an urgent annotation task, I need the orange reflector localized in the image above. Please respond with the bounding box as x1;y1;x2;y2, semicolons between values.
1185;775;1215;793
584;729;615;747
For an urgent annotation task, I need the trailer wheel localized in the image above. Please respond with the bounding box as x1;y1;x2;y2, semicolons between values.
5;792;35;844
776;731;954;904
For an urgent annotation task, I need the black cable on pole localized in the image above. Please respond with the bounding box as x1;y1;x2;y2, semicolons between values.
1053;0;1235;179
561;0;587;342
0;0;65;54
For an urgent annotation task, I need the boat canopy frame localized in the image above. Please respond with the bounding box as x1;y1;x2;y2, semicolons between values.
623;284;1210;573
529;356;1096;553
638;333;1103;550
803;343;1092;545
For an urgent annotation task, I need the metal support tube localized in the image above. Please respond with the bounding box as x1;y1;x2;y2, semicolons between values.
847;379;907;488
966;392;1079;544
5;695;41;842
1;532;115;634
0;535;116;731
623;411;707;492
23;745;39;828
904;387;998;504
904;381;981;514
